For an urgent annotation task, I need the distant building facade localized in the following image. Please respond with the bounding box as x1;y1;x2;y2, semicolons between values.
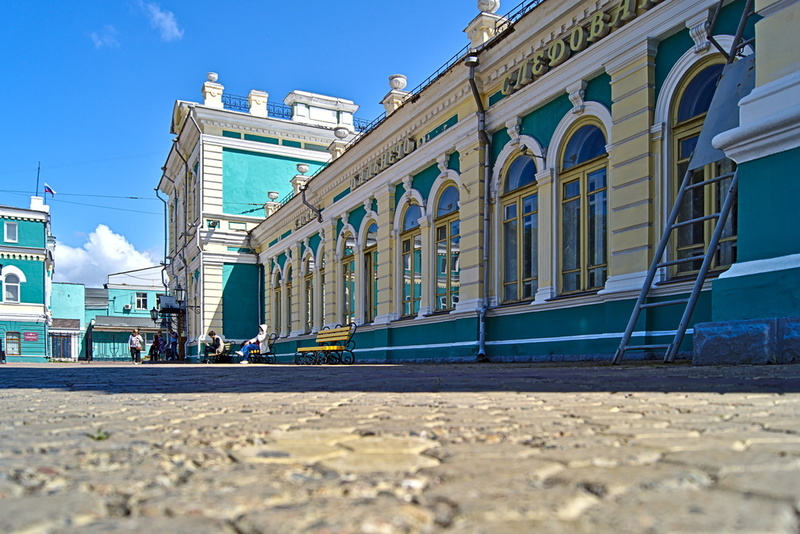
157;74;360;358
0;197;54;362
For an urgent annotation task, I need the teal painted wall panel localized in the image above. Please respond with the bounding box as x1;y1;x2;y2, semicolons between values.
222;148;323;216
106;288;159;317
348;205;367;235
90;330;139;361
8;259;46;304
491;128;511;166
448;151;460;174
2;218;46;248
51;283;85;325
736;148;800;262
222;263;260;340
412;163;440;202
520;93;573;152
333;187;351;203
713;267;800;322
265;293;712;363
0;321;47;361
585;72;612;110
655;29;694;100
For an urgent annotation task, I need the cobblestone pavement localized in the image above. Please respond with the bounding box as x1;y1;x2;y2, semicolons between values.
1;361;800;533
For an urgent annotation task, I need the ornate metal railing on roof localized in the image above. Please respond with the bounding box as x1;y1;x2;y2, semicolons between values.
221;93;294;120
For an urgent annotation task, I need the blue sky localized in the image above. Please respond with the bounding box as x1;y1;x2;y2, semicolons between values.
1;0;493;287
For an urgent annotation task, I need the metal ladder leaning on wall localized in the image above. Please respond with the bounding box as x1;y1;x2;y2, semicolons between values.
612;0;756;364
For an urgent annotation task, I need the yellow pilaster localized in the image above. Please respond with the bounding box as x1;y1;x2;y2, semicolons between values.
603;40;657;290
374;184;397;323
453;136;484;311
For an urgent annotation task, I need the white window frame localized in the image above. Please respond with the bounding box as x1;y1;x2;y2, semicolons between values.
5;221;18;243
135;292;148;310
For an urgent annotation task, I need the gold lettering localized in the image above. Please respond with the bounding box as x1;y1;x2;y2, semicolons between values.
611;0;638;28
519;59;535;86
587;11;611;42
569;25;588;53
531;50;549;77
502;68;521;95
547;39;571;67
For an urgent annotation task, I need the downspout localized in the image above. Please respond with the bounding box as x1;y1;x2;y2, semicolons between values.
466;51;492;362
299;184;323;223
154;187;169;295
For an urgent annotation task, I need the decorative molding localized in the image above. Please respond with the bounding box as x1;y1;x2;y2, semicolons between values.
566;80;588;114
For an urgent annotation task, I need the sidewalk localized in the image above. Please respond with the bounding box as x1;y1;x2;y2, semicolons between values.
1;362;799;533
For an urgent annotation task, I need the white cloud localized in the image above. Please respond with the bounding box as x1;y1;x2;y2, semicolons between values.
90;25;120;49
140;2;184;41
54;224;158;287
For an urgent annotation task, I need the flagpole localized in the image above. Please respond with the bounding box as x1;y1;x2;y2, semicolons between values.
35;162;40;197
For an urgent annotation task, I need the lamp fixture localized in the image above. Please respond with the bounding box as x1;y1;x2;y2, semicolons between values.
175;284;186;304
149;306;159;323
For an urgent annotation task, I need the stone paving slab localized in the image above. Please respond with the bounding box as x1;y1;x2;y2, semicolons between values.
1;361;800;533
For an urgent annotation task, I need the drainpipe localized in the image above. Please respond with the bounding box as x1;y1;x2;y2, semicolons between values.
466;51;492;362
154;187;169;295
299;184;323;222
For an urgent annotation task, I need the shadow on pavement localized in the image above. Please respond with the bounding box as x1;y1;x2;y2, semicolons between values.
2;362;800;395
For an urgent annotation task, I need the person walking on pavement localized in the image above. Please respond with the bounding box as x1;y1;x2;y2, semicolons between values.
236;324;269;364
149;331;165;362
128;328;144;365
168;329;179;360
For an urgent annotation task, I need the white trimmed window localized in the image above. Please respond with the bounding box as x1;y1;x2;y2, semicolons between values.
4;222;18;243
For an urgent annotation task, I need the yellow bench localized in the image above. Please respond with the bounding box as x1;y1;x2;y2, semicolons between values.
294;324;357;365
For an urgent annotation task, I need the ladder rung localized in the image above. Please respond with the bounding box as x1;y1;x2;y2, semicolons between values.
684;172;735;191
657;256;705;268
671;213;720;229
623;344;671;351
640;299;690;309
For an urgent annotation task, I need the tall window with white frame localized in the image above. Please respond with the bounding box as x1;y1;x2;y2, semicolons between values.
4;221;18;243
285;266;293;334
342;236;356;325
273;271;282;335
501;155;539;303
400;205;422;317
319;253;327;327
4;274;20;303
304;257;315;333
560;123;608;294
135;292;148;310
672;61;736;277
363;223;378;323
435;186;460;311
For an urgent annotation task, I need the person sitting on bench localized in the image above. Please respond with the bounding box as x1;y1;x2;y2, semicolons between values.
205;331;224;361
236;324;268;364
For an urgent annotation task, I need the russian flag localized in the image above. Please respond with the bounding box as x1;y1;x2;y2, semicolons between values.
43;183;56;197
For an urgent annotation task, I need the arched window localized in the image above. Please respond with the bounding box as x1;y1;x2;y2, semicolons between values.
342;236;356;325
4;274;20;303
672;62;735;276
560;124;608;294
435;186;460;311
272;271;282;335
364;223;378;323
501;155;539;302
304;256;315;333
401;204;422;317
